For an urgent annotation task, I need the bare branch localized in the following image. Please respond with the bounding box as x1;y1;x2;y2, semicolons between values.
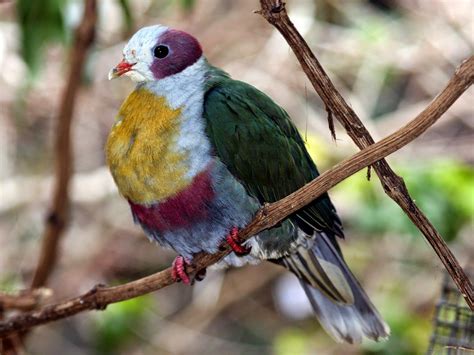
257;0;473;310
0;55;471;337
0;289;52;312
30;0;97;288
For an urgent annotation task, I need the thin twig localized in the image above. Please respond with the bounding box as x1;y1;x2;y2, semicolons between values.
0;55;471;337
257;0;473;310
30;0;97;288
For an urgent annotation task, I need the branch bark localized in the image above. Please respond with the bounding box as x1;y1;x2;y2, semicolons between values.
30;0;97;288
0;289;51;312
257;0;473;310
0;55;472;338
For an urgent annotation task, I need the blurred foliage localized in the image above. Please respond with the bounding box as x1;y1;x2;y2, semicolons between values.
304;133;331;169
274;328;310;355
178;0;197;11
356;15;391;46
16;0;136;78
17;0;67;77
0;275;22;293
367;0;399;13
372;66;410;118
362;291;431;355
333;160;473;241
92;295;153;354
117;0;134;34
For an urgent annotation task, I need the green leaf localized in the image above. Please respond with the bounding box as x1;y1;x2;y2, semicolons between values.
17;0;67;76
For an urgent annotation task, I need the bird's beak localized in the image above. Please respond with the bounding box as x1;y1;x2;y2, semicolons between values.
108;59;135;80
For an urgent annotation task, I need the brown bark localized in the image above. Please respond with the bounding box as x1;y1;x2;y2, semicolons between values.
0;289;51;312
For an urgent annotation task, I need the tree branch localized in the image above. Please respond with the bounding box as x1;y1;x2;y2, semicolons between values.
30;0;97;288
0;55;472;337
0;289;51;312
257;0;473;310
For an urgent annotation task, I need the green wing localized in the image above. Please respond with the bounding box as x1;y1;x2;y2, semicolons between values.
203;66;343;239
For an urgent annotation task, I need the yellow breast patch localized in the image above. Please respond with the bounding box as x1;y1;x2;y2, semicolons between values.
106;88;190;204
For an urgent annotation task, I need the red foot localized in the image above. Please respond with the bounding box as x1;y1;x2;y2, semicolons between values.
226;227;251;256
171;256;191;285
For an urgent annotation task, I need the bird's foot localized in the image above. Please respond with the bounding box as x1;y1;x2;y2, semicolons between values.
171;256;206;285
225;227;251;256
171;256;191;284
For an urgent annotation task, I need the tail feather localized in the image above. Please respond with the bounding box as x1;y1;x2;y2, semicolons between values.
280;232;390;343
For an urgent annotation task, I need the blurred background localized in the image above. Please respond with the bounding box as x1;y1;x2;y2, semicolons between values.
0;0;473;354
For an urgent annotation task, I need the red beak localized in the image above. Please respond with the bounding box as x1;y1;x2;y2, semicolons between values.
108;59;135;80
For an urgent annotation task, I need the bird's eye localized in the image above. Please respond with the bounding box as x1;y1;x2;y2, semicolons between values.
153;45;169;59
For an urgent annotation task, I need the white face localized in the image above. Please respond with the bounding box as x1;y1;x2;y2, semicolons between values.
122;25;168;83
110;24;204;84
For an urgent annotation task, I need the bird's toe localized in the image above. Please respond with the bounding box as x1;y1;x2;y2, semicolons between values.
225;227;251;256
171;255;191;285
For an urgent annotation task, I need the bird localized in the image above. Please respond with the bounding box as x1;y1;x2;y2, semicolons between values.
106;24;390;344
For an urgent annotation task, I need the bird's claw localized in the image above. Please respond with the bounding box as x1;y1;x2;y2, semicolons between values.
171;256;191;284
226;227;251;256
171;256;206;285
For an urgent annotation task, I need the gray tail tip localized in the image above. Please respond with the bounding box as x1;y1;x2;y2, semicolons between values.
301;280;391;344
333;321;390;344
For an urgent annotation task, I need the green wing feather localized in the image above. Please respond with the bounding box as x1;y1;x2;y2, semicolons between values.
203;66;343;240
203;69;391;339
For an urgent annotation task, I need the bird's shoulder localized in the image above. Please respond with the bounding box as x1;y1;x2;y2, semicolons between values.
202;65;343;238
203;66;300;137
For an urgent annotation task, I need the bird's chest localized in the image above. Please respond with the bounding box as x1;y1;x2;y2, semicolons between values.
106;89;191;204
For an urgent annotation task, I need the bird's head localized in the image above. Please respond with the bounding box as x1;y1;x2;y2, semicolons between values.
108;25;203;83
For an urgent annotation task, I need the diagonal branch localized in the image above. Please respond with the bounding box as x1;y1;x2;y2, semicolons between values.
0;55;472;338
257;0;473;310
